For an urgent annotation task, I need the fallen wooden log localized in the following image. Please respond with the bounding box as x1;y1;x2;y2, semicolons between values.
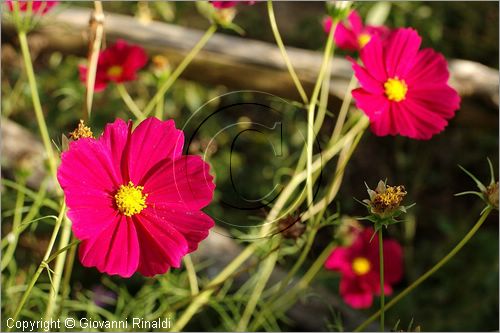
2;6;498;107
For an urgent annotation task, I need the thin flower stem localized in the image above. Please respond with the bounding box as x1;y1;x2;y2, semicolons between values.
144;24;217;117
306;22;336;215
170;242;258;331
354;206;493;332
57;235;77;319
18;30;57;182
85;1;105;118
267;0;308;105
250;242;336;330
276;227;318;294
1;174;27;271
184;254;199;296
236;238;280;331
116;84;145;120
9;202;67;328
155;94;164;120
330;74;358;145
44;216;72;322
378;228;385;331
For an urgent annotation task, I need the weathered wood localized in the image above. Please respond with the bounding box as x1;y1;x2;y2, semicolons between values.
2;7;498;107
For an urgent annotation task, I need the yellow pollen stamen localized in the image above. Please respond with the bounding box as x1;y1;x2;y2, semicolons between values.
107;65;123;78
114;181;147;216
384;77;408;102
69;120;93;140
373;185;407;213
352;257;371;275
358;33;371;48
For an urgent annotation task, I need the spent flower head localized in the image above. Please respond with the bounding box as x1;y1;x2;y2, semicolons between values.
359;180;414;231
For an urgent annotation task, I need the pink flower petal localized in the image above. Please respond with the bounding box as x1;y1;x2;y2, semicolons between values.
406;48;450;85
58;138;122;197
358;34;387;81
100;118;132;179
126;118;185;184
143;155;215;211
79;216;140;278
142;208;214;252
334;22;359;51
340;277;374;309
325;247;351;273
381;239;404;284
351;60;384;94
385;28;421;78
347;10;364;34
134;213;189;276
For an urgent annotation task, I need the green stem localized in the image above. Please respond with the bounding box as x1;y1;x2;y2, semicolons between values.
44;216;72;321
184;254;199;295
1;174;27;271
267;0;308;105
116;84;145;121
251;242;336;330
306;20;336;213
144;24;217;117
18;30;57;182
354;206;493;332
330;75;358;145
236;238;280;331
57;235;77;319
378;229;385;331
9;202;67;328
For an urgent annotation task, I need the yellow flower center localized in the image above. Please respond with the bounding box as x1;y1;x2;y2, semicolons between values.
114;182;147;216
384;77;408;102
107;65;123;78
352;257;371;276
358;33;371;48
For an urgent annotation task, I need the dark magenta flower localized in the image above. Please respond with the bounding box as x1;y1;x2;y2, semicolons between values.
325;227;403;309
58;118;216;277
79;39;148;92
6;0;58;14
351;28;461;139
323;10;390;51
209;1;255;9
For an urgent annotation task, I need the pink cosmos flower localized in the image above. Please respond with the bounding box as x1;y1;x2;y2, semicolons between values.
6;0;58;14
79;39;148;92
209;1;255;9
325;227;403;309
323;10;390;51
58;117;216;277
350;28;461;139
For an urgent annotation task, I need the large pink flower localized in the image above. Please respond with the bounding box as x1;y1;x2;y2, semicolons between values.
79;40;148;92
58;118;216;277
351;28;461;139
6;0;58;14
323;10;390;51
209;1;255;9
325;227;403;309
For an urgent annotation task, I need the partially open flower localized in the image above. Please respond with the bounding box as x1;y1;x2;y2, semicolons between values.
486;182;499;209
457;159;499;211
